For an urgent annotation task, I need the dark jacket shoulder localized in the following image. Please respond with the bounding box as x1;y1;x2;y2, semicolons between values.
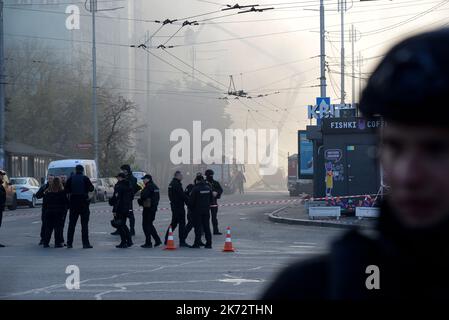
113;180;133;214
261;229;379;300
261;255;330;300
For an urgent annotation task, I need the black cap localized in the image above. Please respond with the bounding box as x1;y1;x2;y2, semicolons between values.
75;165;84;173
205;169;214;176
120;164;131;173
142;174;152;180
360;29;449;126
116;172;126;179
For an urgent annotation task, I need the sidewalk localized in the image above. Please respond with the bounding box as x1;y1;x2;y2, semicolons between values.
268;202;376;229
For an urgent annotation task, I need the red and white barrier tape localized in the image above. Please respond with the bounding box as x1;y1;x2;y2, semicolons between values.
308;194;379;201
4;198;306;217
89;198;304;214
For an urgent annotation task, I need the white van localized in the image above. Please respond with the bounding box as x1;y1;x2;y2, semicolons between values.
47;159;98;201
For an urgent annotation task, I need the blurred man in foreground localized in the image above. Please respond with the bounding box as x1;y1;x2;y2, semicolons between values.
262;29;449;299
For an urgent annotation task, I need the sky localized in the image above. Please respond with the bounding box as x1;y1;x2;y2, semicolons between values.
5;0;449;176
135;0;449;164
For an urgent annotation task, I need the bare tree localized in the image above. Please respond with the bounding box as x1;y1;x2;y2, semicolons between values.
5;42;140;176
99;94;140;176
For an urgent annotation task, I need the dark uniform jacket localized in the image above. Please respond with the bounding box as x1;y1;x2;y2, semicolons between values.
127;173;140;197
168;178;188;208
185;184;195;197
112;180;133;216
185;184;195;211
206;178;223;205
36;183;49;200
140;181;160;210
65;173;94;203
262;201;449;300
0;183;6;212
189;181;213;216
43;190;69;214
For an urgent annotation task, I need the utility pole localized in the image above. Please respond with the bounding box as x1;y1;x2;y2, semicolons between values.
351;24;355;108
192;47;196;79
145;30;152;173
0;0;5;169
339;0;346;104
319;0;326;98
358;52;363;101
87;0;123;177
90;0;99;177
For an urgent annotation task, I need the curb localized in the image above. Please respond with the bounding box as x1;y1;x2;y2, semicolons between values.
268;206;374;230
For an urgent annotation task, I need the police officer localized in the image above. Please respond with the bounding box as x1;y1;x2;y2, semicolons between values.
139;174;162;248
65;165;95;249
36;174;54;246
189;175;213;249
0;170;6;248
112;173;133;248
165;171;189;247
120;164;140;236
184;173;205;246
205;169;223;235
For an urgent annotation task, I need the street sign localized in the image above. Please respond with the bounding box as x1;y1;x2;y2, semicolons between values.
316;97;331;113
77;143;93;150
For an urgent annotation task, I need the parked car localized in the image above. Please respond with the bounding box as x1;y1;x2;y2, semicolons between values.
47;159;98;203
2;173;17;210
10;177;43;208
96;178;116;202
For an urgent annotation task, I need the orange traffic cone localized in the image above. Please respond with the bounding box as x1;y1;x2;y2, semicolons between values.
164;225;176;250
223;226;235;252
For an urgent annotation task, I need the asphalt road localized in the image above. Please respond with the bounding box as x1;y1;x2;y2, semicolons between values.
0;191;343;300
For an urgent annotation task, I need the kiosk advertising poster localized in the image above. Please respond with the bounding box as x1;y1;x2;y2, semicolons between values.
298;130;313;178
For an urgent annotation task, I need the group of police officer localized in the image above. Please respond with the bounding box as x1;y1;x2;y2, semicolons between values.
0;164;223;249
165;169;223;249
0;163;224;250
108;165;223;249
108;166;224;249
